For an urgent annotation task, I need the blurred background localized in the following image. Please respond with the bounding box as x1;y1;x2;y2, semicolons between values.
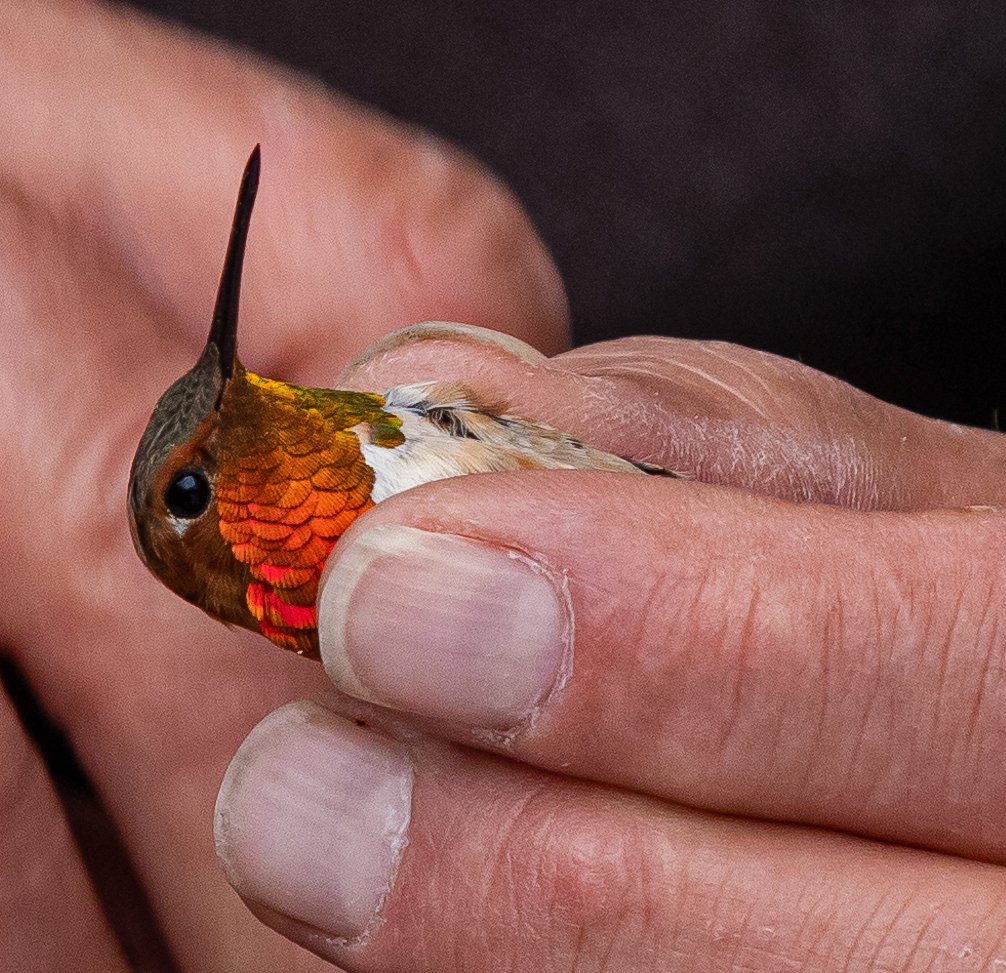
125;0;1006;427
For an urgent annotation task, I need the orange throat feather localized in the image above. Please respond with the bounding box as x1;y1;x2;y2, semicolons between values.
213;369;403;656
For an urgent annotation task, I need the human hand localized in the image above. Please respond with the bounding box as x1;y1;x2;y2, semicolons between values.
215;328;1006;971
7;3;1006;972
0;2;564;970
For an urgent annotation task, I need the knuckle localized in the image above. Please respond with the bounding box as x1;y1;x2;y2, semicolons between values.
483;791;661;972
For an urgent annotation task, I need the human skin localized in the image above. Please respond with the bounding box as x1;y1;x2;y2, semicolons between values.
5;2;1006;972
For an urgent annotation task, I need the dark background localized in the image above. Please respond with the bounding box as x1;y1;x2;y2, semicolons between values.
124;0;1006;428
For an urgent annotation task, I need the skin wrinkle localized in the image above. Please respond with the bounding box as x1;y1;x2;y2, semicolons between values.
0;200;188;558
510;830;544;970
656;829;696;969
842;565;903;809
472;779;555;968
698;419;872;506
527;811;570;973
821;435;878;508
619;555;684;660
897;578;960;818
385;205;429;305
716;584;760;760
565;344;805;425
633;842;664;972
66;414;154;603
620;572;676;755
586;347;907;511
549;808;613;958
861;890;925;973
828;588;871;800
23;9;997;973
647;568;717;787
969;897;1006;972
925;575;962;764
721;890;761;973
702;859;749;942
833;890;885;973
960;576;1002;786
974;602;1006;807
372;332;1006;506
9;8;249;325
797;894;843;973
778;575;838;805
798;355;844;433
800;594;840;800
895;908;938;973
3;9;569;359
378;487;1006;861
699;342;782;407
674;852;721;957
702;875;740;947
791;880;847;969
926;582;969;799
5;413;181;651
889;587;933;804
601;360;773;422
371;144;525;322
602;835;660;973
826;444;853;505
576;376;672;446
723;877;791;967
561;342;789;395
490;818;526;957
759;630;805;803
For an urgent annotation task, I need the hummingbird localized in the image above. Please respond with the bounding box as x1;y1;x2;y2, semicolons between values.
128;146;674;659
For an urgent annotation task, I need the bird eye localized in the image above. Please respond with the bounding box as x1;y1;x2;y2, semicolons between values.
165;470;211;519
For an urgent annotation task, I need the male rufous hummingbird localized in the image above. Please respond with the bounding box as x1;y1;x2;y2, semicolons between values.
128;146;673;659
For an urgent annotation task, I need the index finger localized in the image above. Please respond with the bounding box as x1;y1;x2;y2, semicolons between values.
320;472;1006;864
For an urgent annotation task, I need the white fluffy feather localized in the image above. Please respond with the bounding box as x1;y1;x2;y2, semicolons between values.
352;381;648;503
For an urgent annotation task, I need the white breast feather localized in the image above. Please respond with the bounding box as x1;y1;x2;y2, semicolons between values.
352;381;647;503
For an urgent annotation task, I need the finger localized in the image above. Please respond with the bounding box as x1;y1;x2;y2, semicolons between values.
317;471;1006;864
338;327;1006;509
0;0;568;376
216;702;1006;973
0;686;129;972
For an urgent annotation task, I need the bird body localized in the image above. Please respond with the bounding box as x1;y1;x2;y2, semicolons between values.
128;148;668;659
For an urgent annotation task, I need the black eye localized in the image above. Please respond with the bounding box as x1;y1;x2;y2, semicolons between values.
165;470;211;519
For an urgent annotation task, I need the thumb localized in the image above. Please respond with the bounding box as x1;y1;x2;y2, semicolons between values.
339;327;1006;510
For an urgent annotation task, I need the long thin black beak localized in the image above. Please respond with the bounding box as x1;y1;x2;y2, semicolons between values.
207;144;260;381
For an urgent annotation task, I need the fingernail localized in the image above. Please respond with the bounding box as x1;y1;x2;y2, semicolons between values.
214;701;413;942
318;524;568;730
337;321;547;382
